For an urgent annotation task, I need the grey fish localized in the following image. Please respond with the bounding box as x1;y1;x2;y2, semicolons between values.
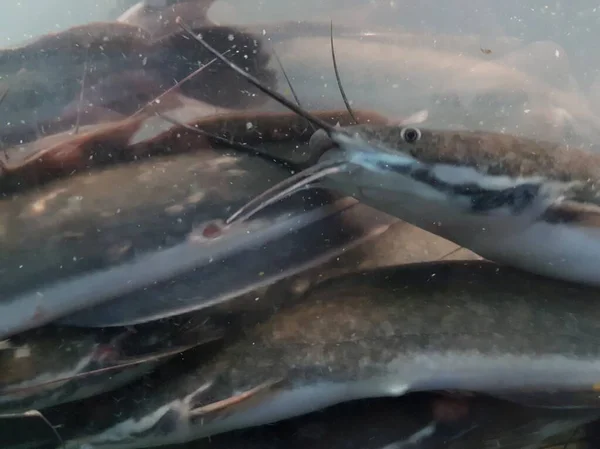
54;261;600;449
254;23;599;147
187;29;600;287
311;123;600;287
0;129;393;336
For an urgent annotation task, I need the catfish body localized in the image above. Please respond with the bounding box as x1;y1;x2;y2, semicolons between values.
0;316;216;412
0;120;394;337
57;261;600;448
0;22;276;146
9;393;598;449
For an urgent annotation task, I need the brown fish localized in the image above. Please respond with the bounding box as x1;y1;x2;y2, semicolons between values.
52;261;600;449
0;21;276;146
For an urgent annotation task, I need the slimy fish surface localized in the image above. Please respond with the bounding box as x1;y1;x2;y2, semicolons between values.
54;261;600;448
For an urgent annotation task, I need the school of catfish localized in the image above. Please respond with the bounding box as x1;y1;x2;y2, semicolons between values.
4;1;600;448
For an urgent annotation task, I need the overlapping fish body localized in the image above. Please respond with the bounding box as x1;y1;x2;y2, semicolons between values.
51;261;600;449
311;122;600;286
0;316;218;412
0;108;395;337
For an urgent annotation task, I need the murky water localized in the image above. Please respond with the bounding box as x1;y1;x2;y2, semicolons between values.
2;1;600;449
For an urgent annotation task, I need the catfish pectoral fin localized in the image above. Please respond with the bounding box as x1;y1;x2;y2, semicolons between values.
189;378;286;420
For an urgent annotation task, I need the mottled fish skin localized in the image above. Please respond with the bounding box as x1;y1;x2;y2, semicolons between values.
57;261;600;449
335;125;600;182
311;124;600;286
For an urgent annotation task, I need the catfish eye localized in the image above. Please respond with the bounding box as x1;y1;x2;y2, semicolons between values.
400;127;421;143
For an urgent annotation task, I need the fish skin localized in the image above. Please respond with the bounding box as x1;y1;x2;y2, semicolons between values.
168;15;600;286
0;149;282;316
55;261;600;448
0;313;222;412
332;125;600;182
50;108;394;328
0;110;396;335
259;27;600;147
19;393;598;449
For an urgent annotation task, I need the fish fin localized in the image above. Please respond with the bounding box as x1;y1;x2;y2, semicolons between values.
132;54;222;117
330;21;357;125
0;339;215;396
0;339;14;350
189;378;286;420
395;109;429;126
175;17;336;134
